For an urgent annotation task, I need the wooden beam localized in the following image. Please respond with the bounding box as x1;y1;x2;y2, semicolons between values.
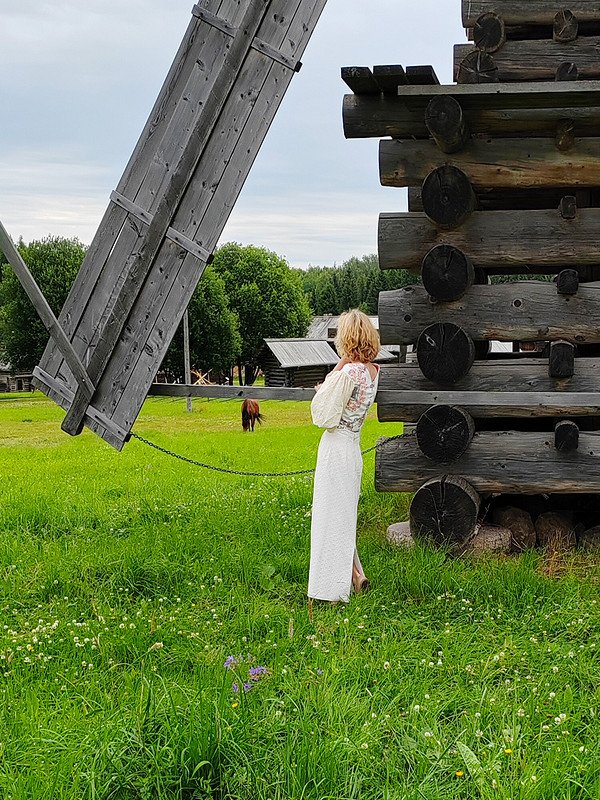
377;431;600;494
147;383;315;400
380;136;600;189
379;281;600;345
455;39;600;83
341;66;380;94
343;90;600;140
378;208;600;272
462;1;600;27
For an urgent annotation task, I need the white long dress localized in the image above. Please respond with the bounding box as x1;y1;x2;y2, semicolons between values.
308;362;380;602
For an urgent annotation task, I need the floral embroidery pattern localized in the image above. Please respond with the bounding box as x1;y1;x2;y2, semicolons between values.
338;363;378;433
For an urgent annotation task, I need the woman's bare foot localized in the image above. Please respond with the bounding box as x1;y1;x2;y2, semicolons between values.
352;563;370;594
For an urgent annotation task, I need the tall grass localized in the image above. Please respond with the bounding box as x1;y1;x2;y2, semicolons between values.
0;393;599;799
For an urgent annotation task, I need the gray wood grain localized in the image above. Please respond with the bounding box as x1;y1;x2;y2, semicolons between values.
379;281;600;344
148;384;316;400
462;1;600;27
379;136;600;189
376;430;600;493
455;40;600;83
378;209;600;271
343;93;600;139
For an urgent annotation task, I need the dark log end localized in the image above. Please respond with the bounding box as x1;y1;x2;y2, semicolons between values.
421;165;477;228
554;419;579;451
559;195;577;219
424;95;469;154
410;475;480;550
416;323;475;385
341;66;380;95
554;9;579;42
555;61;579;81
473;12;506;53
556;118;575;152
457;51;499;84
492;505;537;552
421;244;474;301
556;269;579;295
372;64;408;94
416;404;475;463
405;65;440;85
549;340;575;378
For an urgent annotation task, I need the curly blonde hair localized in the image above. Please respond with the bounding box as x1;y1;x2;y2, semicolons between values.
334;309;380;363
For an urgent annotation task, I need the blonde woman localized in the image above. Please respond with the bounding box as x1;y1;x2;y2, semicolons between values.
308;309;380;605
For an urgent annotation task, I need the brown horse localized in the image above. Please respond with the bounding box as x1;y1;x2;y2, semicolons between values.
241;398;263;432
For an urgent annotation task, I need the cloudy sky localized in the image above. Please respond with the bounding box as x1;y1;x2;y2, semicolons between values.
0;1;465;270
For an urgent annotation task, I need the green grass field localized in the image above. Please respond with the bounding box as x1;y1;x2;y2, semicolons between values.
0;393;599;799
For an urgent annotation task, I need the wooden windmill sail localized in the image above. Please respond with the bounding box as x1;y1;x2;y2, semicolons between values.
29;0;327;450
343;1;600;547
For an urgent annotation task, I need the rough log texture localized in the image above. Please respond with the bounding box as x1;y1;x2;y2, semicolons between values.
421;166;477;227
378;281;600;345
376;431;600;493
463;525;512;556
379;137;600;189
492;506;537;551
409;476;481;549
416;404;475;462
462;2;600;27
421;245;475;301
343;86;600;140
424;96;470;153
416;323;476;384
378;209;600;272
474;12;506;52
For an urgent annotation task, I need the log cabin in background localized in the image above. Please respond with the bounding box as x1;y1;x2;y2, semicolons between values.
342;0;600;553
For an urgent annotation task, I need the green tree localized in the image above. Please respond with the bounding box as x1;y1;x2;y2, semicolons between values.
0;236;86;371
212;243;312;384
161;264;241;382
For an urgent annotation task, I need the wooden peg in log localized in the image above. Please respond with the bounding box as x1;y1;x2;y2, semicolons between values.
421;244;475;301
556;269;579;295
554;419;579;450
416;322;475;385
421;165;477;228
559;195;577;219
556;61;579;82
457;51;499;84
424;95;470;154
549;340;575;378
473;12;506;53
416;404;475;463
410;475;480;551
556;118;575;152
554;9;579;42
372;64;408;94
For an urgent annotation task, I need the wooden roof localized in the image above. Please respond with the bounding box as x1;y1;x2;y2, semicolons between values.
262;339;338;369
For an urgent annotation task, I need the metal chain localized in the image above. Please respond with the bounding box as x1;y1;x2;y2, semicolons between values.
130;431;405;478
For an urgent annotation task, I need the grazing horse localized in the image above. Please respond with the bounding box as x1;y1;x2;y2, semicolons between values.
241;398;263;432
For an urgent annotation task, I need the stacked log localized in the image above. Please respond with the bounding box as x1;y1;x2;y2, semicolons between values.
342;1;600;553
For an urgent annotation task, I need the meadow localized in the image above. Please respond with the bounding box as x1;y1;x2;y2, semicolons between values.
0;392;599;800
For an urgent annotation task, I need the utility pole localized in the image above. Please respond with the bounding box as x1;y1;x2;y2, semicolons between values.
183;310;192;413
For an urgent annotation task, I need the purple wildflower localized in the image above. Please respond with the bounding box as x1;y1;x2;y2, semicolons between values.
232;682;240;693
317;669;323;675
224;655;242;670
249;665;268;679
243;682;252;692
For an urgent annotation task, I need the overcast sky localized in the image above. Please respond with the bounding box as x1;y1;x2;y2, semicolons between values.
0;1;465;270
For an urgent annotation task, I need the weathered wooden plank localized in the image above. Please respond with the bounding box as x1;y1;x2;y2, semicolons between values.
378;209;600;272
379;281;600;345
147;384;316;400
343;93;600;139
405;65;440;85
462;1;600;27
35;0;328;448
379;358;600;396
455;40;600;83
341;66;380;94
89;0;329;435
379;136;600;189
377;389;600;422
376;430;600;493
